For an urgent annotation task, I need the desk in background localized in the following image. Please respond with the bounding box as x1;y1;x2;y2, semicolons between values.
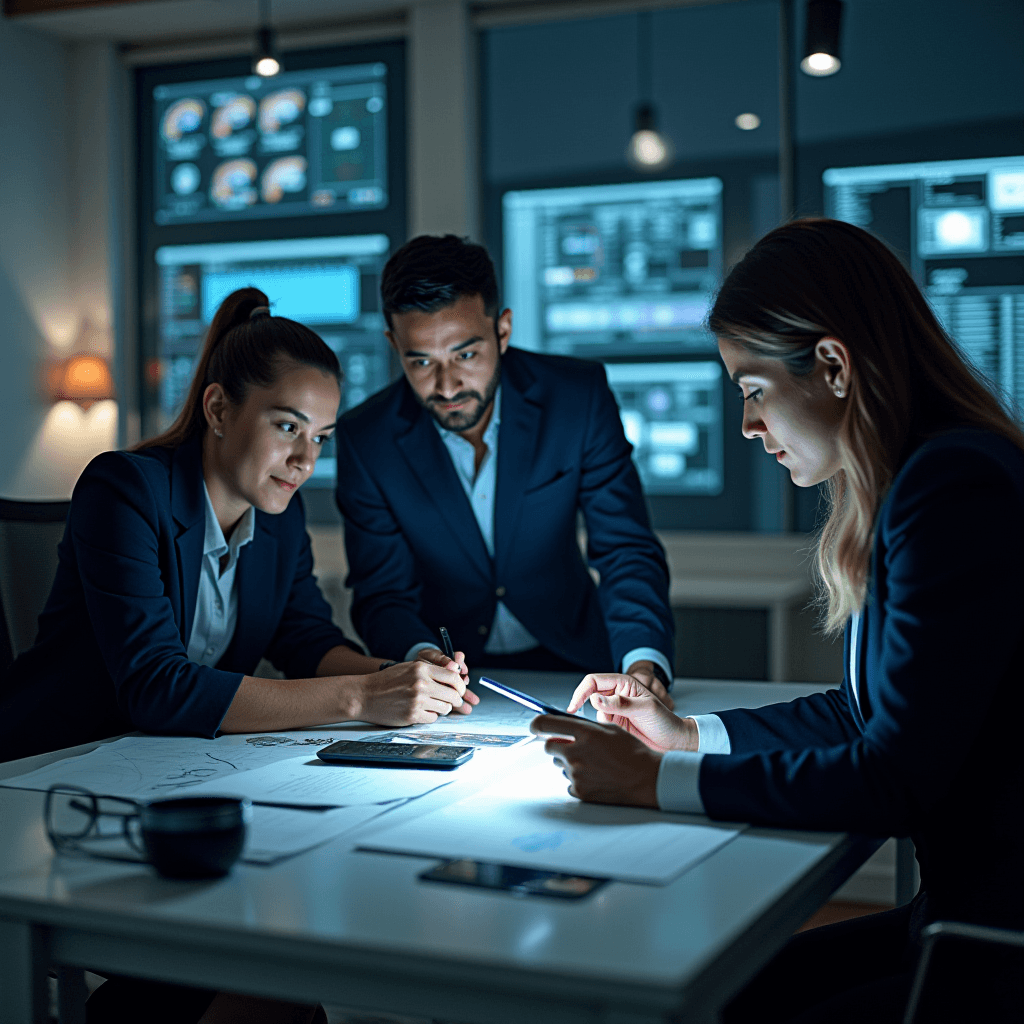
0;672;877;1024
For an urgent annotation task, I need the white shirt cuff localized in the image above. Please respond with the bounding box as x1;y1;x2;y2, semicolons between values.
621;647;673;687
656;751;706;814
405;641;440;663
692;714;731;754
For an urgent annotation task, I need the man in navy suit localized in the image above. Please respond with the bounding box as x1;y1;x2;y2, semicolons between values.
335;235;675;701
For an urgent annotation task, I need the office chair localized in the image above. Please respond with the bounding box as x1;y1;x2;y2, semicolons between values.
904;920;1024;1023
0;497;70;671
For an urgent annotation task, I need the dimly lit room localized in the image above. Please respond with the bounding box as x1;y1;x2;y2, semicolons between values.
0;0;1021;1021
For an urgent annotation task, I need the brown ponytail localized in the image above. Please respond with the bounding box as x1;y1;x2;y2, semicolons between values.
137;287;341;450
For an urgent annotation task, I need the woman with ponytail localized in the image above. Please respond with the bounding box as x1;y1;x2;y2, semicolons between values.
1;287;474;763
532;220;1024;1021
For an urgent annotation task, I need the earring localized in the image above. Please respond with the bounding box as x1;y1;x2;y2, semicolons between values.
833;387;845;398
214;430;224;438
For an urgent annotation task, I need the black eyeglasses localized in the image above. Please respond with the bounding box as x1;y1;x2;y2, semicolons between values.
44;785;147;863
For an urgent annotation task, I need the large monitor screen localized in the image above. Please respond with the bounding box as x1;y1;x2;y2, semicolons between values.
824;156;1024;418
503;178;723;360
605;361;723;496
153;62;388;225
154;234;392;485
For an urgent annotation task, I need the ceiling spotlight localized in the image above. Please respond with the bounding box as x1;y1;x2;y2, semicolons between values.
735;112;761;131
628;103;673;171
800;0;843;77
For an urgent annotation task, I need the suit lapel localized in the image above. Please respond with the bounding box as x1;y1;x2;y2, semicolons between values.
394;384;492;581
493;354;543;577
170;438;207;647
222;520;278;671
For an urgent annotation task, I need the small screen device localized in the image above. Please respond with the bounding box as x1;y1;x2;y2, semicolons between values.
477;677;575;717
316;740;474;769
419;859;608;899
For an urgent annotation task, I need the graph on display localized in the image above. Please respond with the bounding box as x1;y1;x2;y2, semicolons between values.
503;179;723;358
503;178;725;496
155;235;392;485
825;157;1024;419
605;362;723;495
154;63;388;225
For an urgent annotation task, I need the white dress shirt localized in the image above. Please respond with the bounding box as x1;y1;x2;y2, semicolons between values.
657;611;863;814
186;484;256;668
405;388;672;680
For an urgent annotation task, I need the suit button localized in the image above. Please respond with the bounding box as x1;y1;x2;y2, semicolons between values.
478;625;489;635
495;586;506;598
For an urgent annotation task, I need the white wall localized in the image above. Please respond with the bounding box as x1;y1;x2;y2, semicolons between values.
0;22;124;500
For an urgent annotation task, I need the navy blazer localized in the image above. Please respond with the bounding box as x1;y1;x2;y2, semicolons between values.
0;437;357;761
698;430;1024;929
335;347;674;671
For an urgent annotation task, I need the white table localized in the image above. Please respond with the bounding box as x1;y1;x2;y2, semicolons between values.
0;673;875;1024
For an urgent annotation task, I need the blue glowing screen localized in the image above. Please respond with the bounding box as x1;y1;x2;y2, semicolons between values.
825;156;1024;419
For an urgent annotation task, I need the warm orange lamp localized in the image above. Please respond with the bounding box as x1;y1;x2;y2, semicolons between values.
48;354;116;410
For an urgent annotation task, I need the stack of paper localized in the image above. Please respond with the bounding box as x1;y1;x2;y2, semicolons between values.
358;751;742;885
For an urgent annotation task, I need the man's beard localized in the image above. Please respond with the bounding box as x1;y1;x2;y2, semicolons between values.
420;360;501;433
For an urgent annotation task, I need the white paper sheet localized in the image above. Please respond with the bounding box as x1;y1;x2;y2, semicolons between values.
0;733;361;801
183;755;455;807
244;804;390;864
357;752;742;885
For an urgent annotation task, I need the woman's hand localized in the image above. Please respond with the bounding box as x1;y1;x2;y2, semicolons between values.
351;660;471;725
531;715;662;808
567;674;697;752
413;647;478;715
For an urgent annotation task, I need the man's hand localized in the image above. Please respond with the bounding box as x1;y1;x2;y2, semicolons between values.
567;674;697;752
531;715;662;808
350;660;471;725
625;659;675;710
413;647;478;714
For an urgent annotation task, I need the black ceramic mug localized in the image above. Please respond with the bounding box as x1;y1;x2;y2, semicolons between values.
138;796;250;879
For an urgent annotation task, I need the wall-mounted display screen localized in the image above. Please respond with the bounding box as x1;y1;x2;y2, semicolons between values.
503;178;723;360
153;62;388;225
605;361;723;496
154;234;391;485
825;156;1024;418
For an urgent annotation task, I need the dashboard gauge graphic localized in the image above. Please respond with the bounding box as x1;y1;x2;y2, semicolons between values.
161;98;205;142
210;159;258;210
211;95;256;139
170;163;201;195
259;89;305;134
261;156;307;204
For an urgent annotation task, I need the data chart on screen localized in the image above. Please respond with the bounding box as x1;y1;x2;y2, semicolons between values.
503;179;723;359
605;361;723;496
155;235;391;485
825;156;1024;419
153;63;388;225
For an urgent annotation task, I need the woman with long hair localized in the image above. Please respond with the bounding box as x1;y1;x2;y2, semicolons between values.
532;219;1024;1021
1;287;474;759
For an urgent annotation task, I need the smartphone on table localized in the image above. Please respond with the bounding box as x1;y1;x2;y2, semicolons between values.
316;740;474;769
420;859;608;899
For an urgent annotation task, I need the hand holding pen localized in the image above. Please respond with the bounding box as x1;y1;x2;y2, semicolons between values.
412;626;477;714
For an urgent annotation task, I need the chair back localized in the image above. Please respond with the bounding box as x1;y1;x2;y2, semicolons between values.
0;498;71;668
904;920;1024;1023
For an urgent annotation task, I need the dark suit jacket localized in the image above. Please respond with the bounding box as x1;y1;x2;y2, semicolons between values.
335;347;674;671
0;437;357;761
698;429;1024;929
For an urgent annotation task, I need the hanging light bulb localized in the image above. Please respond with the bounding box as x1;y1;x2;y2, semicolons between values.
800;0;843;77
252;0;281;77
627;104;673;171
626;13;672;173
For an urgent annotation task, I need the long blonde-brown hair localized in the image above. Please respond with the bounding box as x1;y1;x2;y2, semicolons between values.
709;218;1024;634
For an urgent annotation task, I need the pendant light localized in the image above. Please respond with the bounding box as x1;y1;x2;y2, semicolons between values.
253;0;281;78
800;0;843;77
626;12;672;171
